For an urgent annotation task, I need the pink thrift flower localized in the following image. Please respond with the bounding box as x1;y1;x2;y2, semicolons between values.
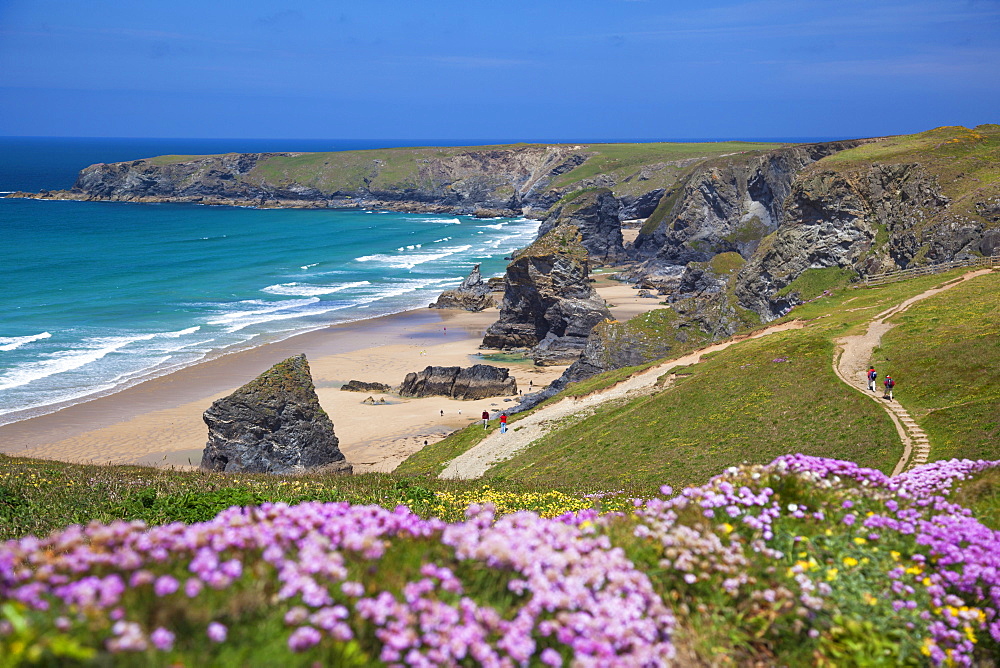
150;627;175;651
153;575;179;597
207;622;227;643
288;626;322;652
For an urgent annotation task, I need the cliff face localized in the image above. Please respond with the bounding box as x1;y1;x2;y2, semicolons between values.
734;127;1000;321
631;142;869;268
482;226;611;365
535;188;626;264
73;153;282;202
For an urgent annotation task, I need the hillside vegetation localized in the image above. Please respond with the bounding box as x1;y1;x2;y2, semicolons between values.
816;124;1000;228
401;268;999;492
2;268;1000;665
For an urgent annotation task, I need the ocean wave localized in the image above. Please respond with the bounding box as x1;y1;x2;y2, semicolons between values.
214;300;356;334
0;334;157;392
261;281;371;297
413;217;462;224
0;332;52;352
355;245;473;270
477;222;508;230
161;326;201;338
352;277;460;305
205;298;321;326
300;263;319;270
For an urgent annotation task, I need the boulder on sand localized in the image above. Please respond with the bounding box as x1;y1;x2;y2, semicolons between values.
200;354;352;475
341;379;392;393
399;364;517;400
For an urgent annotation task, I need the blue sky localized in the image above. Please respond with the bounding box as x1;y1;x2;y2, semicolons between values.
1;0;997;140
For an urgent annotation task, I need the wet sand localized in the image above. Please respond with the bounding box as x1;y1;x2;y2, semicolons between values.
0;281;664;473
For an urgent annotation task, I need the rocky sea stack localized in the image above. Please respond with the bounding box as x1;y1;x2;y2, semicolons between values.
537;187;625;264
482;226;612;365
428;264;497;311
200;355;352;475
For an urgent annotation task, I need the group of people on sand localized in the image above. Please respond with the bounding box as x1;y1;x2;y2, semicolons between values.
868;366;896;400
481;410;508;433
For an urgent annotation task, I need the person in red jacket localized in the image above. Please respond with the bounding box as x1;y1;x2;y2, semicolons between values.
481;410;490;429
868;366;877;391
500;413;508;434
883;375;895;401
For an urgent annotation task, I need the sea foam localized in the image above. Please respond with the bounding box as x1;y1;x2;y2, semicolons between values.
0;332;52;352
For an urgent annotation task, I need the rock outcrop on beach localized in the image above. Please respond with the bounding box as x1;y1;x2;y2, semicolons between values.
340;379;392;393
428;264;497;311
398;364;517;400
200;355;352;475
536;188;625;264
482;226;612;365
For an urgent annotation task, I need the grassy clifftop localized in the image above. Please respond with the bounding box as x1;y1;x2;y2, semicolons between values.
817;124;1000;221
138;140;788;202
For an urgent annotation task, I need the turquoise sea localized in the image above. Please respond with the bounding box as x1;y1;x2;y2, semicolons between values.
0;137;539;425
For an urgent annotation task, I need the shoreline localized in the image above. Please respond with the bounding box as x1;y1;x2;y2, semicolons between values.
3;191;531;218
0;281;665;473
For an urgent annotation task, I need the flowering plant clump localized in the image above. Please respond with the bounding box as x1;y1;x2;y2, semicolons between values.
0;500;671;665
619;455;1000;665
427;486;635;522
1;455;999;665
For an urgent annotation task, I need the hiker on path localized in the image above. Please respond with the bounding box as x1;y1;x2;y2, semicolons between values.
482;410;490;429
883;375;895;401
868;366;877;391
500;413;508;434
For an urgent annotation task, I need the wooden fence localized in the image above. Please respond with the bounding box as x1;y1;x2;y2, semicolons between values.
864;254;1000;287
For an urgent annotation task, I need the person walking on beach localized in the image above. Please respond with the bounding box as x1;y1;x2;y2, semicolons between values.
482;410;490;429
500;413;508;434
883;375;895;401
868;366;877;391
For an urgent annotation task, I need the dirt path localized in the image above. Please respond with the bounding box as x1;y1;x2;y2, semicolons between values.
833;269;992;476
439;320;808;480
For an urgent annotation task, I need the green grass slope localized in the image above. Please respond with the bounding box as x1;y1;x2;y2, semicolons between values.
875;270;1000;460
418;268;1000;492
487;327;899;492
550;141;786;196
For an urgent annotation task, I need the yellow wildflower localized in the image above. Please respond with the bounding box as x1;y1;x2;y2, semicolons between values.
843;557;859;567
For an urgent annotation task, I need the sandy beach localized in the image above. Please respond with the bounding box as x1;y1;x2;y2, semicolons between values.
0;280;665;473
